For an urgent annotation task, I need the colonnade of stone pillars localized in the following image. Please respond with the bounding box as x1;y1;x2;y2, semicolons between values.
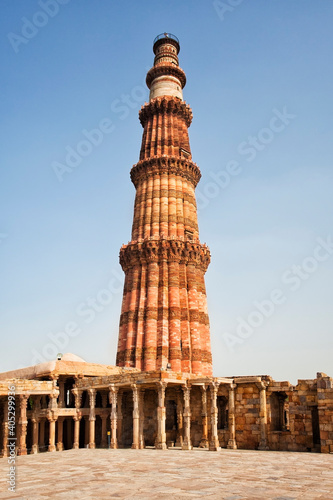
257;381;269;450
227;383;237;449
0;380;275;455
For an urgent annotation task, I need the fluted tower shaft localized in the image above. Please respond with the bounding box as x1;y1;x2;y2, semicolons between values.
116;34;212;376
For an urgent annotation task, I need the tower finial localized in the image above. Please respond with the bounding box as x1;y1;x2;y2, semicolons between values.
147;33;185;101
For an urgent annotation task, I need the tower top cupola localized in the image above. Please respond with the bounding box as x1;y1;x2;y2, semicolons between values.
146;32;186;101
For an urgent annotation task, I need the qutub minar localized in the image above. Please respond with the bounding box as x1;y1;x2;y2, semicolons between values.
116;33;212;377
0;34;332;456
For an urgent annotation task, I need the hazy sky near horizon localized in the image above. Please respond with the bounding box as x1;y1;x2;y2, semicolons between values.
1;0;332;384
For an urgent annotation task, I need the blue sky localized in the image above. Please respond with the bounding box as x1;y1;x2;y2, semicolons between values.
1;0;332;383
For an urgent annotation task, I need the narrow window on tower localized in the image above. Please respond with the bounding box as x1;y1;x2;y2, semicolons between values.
185;229;193;241
180;147;190;158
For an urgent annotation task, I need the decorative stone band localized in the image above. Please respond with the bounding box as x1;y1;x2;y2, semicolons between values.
134;188;196;205
119;308;209;327
139;96;193;128
146;63;186;90
130;156;201;188
119;238;211;272
116;347;212;366
132;215;198;234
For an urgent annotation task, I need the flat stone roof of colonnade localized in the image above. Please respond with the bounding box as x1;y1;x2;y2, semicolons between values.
0;353;139;381
73;370;273;391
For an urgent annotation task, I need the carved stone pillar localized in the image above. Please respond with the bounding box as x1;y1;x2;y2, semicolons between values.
72;388;82;449
117;391;123;447
56;418;64;451
30;413;39;454
182;385;192;450
72;389;83;411
175;389;183;447
132;385;139;449
88;389;96;449
199;385;209;448
47;393;58;452
257;381;269;450
47;413;57;452
2;400;9;458
139;389;145;449
18;395;29;456
156;382;167;449
73;414;81;449
209;383;221;451
108;385;118;449
227;383;237;449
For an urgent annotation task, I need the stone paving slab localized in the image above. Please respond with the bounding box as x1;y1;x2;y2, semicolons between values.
0;448;332;500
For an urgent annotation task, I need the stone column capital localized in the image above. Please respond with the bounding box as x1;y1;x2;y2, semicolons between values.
48;394;58;410
72;389;83;409
157;381;167;407
256;381;269;391
181;383;191;393
19;394;29;403
109;384;119;405
46;410;58;423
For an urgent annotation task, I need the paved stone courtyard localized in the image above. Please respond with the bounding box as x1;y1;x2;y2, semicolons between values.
0;449;333;500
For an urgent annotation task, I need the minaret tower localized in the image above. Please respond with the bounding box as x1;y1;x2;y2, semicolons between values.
116;34;212;376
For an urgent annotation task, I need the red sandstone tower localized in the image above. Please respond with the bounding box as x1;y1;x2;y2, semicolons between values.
116;34;212;376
